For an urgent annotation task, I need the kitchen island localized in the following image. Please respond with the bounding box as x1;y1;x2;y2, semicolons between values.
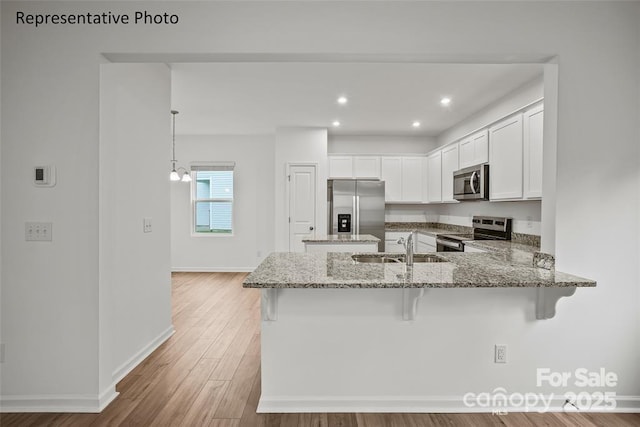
243;251;595;413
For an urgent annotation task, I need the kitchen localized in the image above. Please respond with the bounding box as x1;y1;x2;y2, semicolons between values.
1;0;639;422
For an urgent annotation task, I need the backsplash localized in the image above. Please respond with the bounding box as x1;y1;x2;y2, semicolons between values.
386;221;540;248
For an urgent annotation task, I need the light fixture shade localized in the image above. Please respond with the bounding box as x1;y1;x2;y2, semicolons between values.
170;170;180;181
181;171;192;182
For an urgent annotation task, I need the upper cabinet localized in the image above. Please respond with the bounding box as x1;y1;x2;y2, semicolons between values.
459;130;488;169
329;155;380;179
328;156;353;178
401;157;423;203
426;151;442;203
523;105;544;199
380;156;423;203
489;113;524;200
381;157;403;202
441;144;459;202
353;156;381;179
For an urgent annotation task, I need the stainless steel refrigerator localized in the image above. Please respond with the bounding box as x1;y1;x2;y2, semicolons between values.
327;179;385;251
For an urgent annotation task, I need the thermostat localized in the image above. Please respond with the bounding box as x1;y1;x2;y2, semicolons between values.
34;166;56;187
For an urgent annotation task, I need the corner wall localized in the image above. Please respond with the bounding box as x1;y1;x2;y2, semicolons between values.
170;134;275;271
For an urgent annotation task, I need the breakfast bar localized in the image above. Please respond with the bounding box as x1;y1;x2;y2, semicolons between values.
243;249;595;413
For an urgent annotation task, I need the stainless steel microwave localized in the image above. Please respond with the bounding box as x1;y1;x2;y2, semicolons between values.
453;163;489;201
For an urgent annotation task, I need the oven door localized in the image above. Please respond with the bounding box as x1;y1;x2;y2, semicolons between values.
436;238;464;252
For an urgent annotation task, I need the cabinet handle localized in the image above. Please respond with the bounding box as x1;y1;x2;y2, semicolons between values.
470;171;478;194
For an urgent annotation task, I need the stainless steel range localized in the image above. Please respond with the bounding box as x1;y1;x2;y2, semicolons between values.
436;216;512;252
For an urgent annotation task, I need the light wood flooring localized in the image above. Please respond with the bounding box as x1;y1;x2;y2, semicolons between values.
1;272;639;427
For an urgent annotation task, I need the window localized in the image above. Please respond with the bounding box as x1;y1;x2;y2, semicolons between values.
192;163;235;235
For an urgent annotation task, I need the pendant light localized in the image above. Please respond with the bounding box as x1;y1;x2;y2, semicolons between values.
170;110;180;181
169;109;192;183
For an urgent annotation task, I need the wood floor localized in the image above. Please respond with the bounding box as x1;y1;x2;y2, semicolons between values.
2;272;638;427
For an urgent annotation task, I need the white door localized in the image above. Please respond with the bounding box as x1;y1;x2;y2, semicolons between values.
490;114;524;200
381;157;402;202
289;165;317;252
523;105;544;199
401;157;423;202
426;151;442;203
441;144;459;202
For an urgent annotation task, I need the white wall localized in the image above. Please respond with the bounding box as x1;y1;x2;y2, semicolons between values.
170;135;275;271
99;64;173;402
1;0;639;411
275;127;328;251
329;135;437;155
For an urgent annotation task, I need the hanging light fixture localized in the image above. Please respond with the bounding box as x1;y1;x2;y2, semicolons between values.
169;110;191;182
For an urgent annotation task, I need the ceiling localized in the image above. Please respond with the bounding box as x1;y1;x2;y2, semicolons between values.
171;62;543;137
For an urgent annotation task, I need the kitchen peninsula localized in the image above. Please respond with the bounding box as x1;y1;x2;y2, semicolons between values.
243;248;595;413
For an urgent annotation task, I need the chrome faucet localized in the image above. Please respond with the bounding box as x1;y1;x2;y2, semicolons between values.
396;231;416;267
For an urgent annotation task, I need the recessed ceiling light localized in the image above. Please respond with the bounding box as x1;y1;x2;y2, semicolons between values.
440;97;451;106
332;121;341;127
412;121;421;128
337;96;348;105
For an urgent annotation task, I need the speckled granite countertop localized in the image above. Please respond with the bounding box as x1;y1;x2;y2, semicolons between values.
303;234;380;243
243;252;596;289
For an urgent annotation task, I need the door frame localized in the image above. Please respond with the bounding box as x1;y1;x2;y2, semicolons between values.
285;162;318;252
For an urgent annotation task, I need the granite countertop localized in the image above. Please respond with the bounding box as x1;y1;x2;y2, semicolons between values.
303;234;380;243
243;252;596;289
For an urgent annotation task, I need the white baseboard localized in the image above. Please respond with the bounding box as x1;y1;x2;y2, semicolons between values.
111;324;175;383
257;395;640;414
171;267;254;273
0;326;175;413
0;391;119;413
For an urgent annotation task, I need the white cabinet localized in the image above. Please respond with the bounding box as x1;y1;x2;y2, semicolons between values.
401;157;423;203
426;151;442;203
459;130;489;169
353;156;381;179
381;156;423;203
489;114;524;200
441;144;459;203
381;157;403;202
329;156;382;179
416;233;436;253
385;231;408;253
523;105;544;199
328;156;353;178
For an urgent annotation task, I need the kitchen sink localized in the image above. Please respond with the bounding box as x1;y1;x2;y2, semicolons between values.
351;254;446;264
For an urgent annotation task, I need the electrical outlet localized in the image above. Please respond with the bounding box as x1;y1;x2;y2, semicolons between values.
495;344;507;363
25;222;53;241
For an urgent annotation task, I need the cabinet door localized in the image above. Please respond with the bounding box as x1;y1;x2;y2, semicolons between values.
523;105;544;199
459;130;488;169
441;144;459;202
489;114;523;200
426;151;442;203
459;137;475;169
353;156;380;179
381;157;402;202
401;157;423;202
328;156;353;178
471;130;489;165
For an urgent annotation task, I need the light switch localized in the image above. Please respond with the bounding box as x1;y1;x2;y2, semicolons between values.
143;217;152;233
26;222;53;241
